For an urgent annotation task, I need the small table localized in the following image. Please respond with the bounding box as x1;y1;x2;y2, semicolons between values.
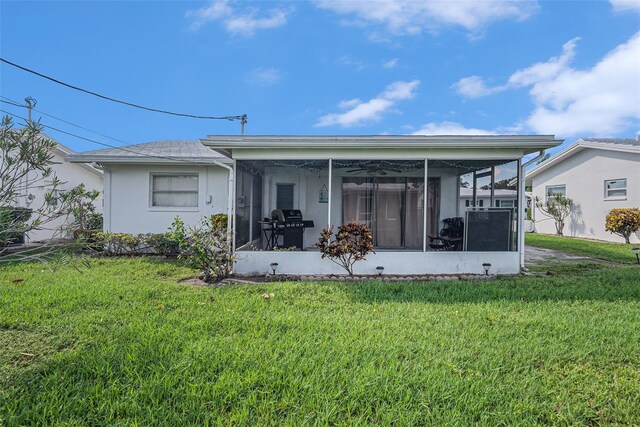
259;221;280;250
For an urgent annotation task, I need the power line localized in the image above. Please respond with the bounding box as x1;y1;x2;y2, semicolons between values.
0;57;247;122
0;107;214;165
1;97;136;147
0;97;25;108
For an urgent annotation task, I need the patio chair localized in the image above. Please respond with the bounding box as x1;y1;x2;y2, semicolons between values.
428;217;464;251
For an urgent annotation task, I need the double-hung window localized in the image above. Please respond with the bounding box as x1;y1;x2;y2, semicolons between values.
604;179;627;200
151;174;199;207
545;185;566;201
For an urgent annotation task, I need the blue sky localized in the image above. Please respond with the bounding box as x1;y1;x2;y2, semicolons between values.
1;0;639;154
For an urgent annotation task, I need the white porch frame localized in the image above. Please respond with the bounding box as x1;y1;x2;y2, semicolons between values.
205;135;562;276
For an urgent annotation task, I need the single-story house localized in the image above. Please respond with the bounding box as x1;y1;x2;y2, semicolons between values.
68;134;562;275
526;137;640;243
15;141;103;242
67;140;232;234
459;188;518;212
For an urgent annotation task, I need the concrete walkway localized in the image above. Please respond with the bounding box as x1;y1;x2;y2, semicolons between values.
524;245;599;267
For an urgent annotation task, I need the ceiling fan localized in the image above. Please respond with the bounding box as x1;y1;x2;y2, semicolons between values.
346;163;402;175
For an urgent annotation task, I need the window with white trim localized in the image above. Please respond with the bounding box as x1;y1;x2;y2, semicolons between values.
497;199;515;208
604;179;627;200
151;174;199;207
545;185;566;201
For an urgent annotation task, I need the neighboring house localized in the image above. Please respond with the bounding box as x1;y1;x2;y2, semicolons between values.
458;188;518;213
526;137;640;243
69;135;562;275
66;140;232;235
15;141;103;243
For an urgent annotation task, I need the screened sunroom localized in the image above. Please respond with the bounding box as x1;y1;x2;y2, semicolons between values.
202;135;561;275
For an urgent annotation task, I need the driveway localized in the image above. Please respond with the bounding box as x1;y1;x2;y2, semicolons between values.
524;245;599;267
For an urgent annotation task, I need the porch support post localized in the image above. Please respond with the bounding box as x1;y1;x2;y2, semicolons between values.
490;166;495;207
232;158;237;253
327;158;332;228
472;171;477;207
518;159;525;268
423;158;428;252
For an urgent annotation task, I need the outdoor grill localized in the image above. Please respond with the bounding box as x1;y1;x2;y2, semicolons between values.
261;209;314;250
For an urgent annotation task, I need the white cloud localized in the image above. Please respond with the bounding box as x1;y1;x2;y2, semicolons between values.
453;33;640;136
383;58;399;69
337;98;362;109
412;121;495;135
246;67;282;86
314;0;538;36
316;80;419;127
186;0;289;36
610;0;640;13
452;75;505;98
381;80;420;100
526;33;640;135
453;37;579;98
507;37;580;87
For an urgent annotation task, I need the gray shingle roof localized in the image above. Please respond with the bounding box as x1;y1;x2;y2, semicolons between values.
67;140;230;164
582;137;640;147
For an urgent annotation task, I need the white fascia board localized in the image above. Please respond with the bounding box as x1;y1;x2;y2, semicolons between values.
229;147;528;161
201;135;562;154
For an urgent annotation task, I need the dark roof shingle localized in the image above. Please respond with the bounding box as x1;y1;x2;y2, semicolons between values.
68;140;229;163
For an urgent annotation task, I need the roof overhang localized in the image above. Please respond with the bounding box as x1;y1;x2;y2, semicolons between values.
201;135;563;159
51;143;103;177
65;155;233;166
526;138;640;184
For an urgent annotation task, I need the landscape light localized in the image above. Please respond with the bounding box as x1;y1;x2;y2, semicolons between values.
376;266;384;276
482;263;492;276
632;247;640;265
270;262;278;275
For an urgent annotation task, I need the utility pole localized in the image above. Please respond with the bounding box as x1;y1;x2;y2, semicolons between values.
240;114;247;135
25;96;37;121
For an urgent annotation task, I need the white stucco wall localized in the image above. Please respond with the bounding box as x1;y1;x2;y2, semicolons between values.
18;150;103;242
234;250;520;275
531;149;640;243
103;163;229;234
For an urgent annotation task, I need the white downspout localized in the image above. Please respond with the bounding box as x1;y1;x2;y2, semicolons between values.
327;159;332;228
519;150;546;269
211;160;234;255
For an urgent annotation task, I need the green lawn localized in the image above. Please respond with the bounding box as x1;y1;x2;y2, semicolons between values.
526;232;639;264
1;258;639;425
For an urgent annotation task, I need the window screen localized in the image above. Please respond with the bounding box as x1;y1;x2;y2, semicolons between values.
151;174;198;207
605;179;627;199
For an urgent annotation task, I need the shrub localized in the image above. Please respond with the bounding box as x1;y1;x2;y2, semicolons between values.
535;195;574;236
96;232;142;256
61;183;101;236
144;233;179;256
0;207;32;248
605;208;640;244
168;215;231;282
317;222;374;275
211;213;228;230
